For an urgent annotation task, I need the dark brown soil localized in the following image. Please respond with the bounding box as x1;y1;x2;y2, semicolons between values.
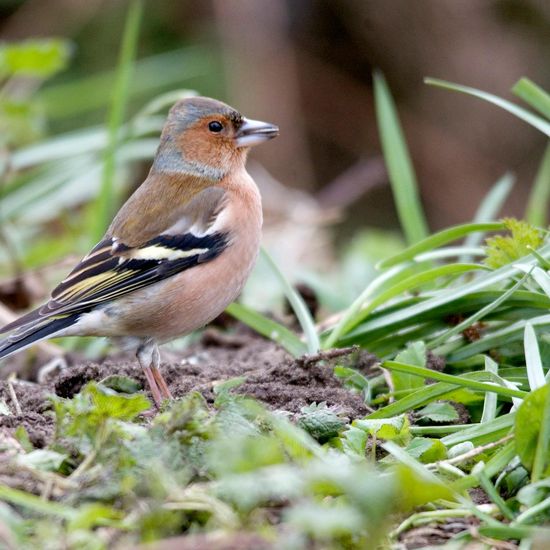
0;330;369;448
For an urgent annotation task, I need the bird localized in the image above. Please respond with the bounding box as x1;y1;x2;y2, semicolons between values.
0;97;279;407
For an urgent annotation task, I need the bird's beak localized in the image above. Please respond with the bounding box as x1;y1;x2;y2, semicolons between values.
235;118;279;148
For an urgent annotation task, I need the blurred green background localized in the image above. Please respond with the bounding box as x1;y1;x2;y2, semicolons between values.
0;0;548;321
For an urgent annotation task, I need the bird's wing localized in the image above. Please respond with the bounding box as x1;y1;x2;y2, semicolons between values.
0;186;230;334
38;231;229;322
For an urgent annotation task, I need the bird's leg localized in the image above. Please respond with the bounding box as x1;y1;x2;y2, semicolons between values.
136;339;162;408
150;342;173;400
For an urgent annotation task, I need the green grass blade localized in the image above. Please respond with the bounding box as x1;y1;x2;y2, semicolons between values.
374;72;429;244
225;302;306;357
377;222;504;269
341;245;550;348
367;372;493;419
260;248;319;354
480;356;498;423
441;414;515;447
0;485;75;518
525;143;550;227
323;264;407;349
382;361;526;399
427;270;530;348
448;313;550;362
524;322;545;390
425;77;550;137
92;0;144;242
462;173;514;257
348;263;486;332
512;77;550;120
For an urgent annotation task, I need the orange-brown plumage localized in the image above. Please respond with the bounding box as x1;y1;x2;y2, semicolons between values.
0;97;278;407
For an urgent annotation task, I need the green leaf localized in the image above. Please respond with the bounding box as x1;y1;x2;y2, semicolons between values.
341;425;368;457
0;39;71;78
297;403;347;443
515;385;550;475
333;366;370;393
354;415;410;443
85;382;151;420
17;450;68;472
393;342;426;394
417;402;459;424
374;72;428;244
425;77;550;137
405;437;447;463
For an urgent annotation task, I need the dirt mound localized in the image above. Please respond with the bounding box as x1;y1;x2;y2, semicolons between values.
0;331;370;448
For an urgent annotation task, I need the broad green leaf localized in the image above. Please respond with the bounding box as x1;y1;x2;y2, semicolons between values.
355;415;410;443
85;382;150;420
341;426;368;458
297;403;347;443
405;437;447;463
417;402;459;423
393;342;426;394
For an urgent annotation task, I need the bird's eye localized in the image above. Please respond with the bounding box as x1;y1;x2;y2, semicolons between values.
208;121;223;133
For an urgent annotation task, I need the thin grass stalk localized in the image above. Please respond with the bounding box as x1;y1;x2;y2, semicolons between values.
93;0;144;242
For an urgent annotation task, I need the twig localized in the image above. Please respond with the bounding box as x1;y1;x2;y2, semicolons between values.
7;375;21;416
295;345;359;367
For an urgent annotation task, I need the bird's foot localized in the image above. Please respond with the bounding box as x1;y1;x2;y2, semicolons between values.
152;367;173;400
142;365;163;408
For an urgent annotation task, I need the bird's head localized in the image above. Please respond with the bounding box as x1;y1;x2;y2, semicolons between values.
154;96;279;181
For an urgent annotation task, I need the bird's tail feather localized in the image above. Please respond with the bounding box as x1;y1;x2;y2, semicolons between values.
0;313;80;360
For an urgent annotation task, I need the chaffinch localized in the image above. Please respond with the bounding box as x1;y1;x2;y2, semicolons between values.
0;97;278;407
